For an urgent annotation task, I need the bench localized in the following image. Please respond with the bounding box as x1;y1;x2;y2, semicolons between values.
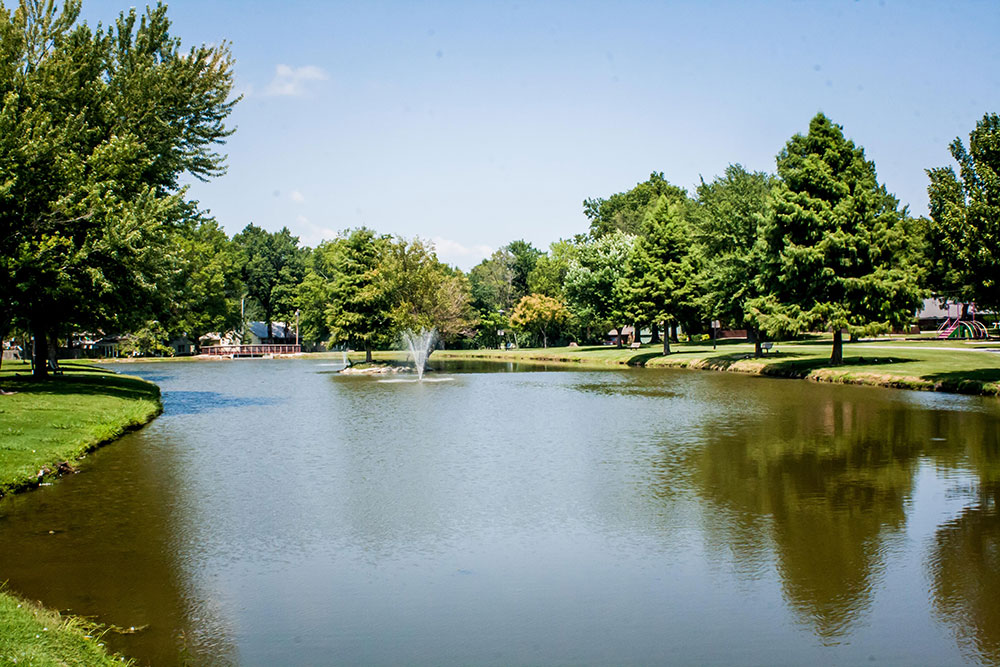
629;342;641;350
761;342;775;354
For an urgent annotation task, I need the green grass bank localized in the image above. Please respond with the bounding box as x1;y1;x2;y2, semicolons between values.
0;360;161;666
423;337;1000;396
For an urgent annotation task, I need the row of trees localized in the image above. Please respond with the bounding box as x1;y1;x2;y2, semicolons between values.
464;111;999;364
3;4;997;373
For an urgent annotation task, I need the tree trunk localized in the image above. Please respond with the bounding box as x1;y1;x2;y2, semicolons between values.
615;325;622;348
365;340;372;363
961;302;970;319
752;327;763;358
662;324;671;355
670;323;679;343
32;325;48;378
650;322;661;344
633;322;641;345
831;328;844;365
267;320;273;342
48;336;60;372
542;330;548;348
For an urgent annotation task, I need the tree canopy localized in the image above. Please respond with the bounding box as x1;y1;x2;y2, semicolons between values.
926;112;1000;311
233;224;305;340
622;195;700;354
0;0;237;375
695;164;776;355
751;113;923;363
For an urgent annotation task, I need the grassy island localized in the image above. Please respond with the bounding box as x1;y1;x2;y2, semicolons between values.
0;361;160;666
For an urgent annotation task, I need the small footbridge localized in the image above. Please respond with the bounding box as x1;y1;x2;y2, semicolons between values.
201;344;301;358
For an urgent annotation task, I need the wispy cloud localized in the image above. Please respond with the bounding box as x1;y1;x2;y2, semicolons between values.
432;237;493;269
265;64;328;97
295;215;337;247
290;190;305;203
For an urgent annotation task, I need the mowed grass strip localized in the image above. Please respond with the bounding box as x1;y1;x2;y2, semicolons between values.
0;361;162;497
0;588;130;666
0;360;160;666
425;338;1000;395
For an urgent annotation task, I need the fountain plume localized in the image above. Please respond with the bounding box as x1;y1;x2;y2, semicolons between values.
402;328;436;381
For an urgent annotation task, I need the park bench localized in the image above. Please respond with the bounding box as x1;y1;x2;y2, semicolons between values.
761;342;775;354
629;342;642;350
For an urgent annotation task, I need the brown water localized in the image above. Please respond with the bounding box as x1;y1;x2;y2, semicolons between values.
1;359;998;665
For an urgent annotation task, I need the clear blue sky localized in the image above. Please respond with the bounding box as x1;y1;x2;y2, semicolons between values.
80;0;999;269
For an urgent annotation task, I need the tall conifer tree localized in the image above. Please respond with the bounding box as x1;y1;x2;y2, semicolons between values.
750;113;922;364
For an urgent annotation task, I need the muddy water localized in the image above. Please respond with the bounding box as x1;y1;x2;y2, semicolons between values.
1;360;998;665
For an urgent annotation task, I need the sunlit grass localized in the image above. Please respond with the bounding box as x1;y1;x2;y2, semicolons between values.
427;337;1000;395
0;361;159;666
0;587;130;666
0;361;162;497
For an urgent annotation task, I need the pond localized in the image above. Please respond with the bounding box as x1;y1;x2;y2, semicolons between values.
1;359;998;665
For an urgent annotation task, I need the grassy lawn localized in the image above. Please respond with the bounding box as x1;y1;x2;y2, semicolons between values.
0;361;162;497
0;589;129;666
426;337;1000;395
0;360;160;666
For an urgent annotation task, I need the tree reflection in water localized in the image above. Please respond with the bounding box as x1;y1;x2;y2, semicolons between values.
930;419;1000;667
682;391;998;644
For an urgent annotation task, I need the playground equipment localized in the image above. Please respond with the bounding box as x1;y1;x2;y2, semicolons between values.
937;318;989;339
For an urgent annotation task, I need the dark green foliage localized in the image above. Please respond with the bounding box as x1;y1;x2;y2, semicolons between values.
696;165;776;354
233;224;306;340
622;196;700;354
325;228;394;361
926;112;1000;310
166;218;243;348
505;239;543;297
0;1;237;375
751;113;923;363
584;172;687;237
468;248;517;313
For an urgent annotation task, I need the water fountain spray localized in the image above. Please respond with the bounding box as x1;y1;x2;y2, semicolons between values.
402;328;436;381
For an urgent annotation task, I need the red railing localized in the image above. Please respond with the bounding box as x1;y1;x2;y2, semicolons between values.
201;344;301;356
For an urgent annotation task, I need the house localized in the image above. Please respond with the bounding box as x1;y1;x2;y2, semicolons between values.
247;321;296;345
915;298;994;331
169;336;196;356
199;321;297;349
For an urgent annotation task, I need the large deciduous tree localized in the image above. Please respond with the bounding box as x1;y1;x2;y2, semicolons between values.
584;172;687;237
926;112;1000;311
233;224;305;341
510;293;569;348
166;218;242;351
564;231;635;347
695;164;776;357
0;0;237;376
751;113;922;364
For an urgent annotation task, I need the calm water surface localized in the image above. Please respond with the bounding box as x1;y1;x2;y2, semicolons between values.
1;359;999;665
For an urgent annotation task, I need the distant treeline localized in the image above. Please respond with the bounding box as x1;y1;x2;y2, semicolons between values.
2;5;997;374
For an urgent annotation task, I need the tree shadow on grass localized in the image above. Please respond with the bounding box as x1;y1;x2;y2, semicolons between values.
762;354;915;377
923;369;1000;394
1;371;159;402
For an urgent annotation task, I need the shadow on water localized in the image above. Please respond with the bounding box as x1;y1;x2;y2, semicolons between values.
162;390;280;416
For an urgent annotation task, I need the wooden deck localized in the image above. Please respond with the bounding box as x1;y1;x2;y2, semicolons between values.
201;344;301;358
